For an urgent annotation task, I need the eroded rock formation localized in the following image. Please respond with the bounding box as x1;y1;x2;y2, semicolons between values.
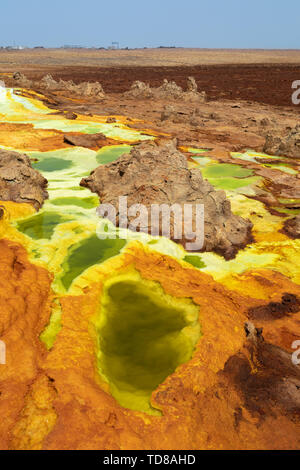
13;73;105;98
63;132;124;149
0;150;48;209
160;104;177;121
41;74;105;98
264;125;300;158
186;76;198;92
13;72;33;89
80;140;253;259
155;79;185;99
124;80;154;99
125;77;207;103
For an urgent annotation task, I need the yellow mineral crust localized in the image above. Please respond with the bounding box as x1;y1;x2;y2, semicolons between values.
0;201;36;250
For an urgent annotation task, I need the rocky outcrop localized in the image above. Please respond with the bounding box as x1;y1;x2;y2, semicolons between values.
155;78;207;102
186;76;198;92
160;104;177;121
155;79;184;100
63;132;128;149
80;140;253;259
264;125;300;158
13;73;105;99
40;74;105;98
281;215;300;239
125;77;207;103
70;80;105;98
0;149;48;209
39;74;59;91
258;168;300;200
124;80;154;99
13;72;33;89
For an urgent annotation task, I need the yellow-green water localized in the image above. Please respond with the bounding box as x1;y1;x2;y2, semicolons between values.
94;271;200;414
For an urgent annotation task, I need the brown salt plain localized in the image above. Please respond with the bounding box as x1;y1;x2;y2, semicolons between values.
1;48;300;106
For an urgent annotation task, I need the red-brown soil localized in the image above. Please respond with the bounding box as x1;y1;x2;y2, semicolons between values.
3;64;300;108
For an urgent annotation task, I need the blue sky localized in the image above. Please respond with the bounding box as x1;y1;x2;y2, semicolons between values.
1;0;299;49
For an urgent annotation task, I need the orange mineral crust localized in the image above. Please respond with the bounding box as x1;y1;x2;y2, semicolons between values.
1;242;300;449
0;123;130;152
0;239;53;450
7;244;292;450
0;123;68;152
